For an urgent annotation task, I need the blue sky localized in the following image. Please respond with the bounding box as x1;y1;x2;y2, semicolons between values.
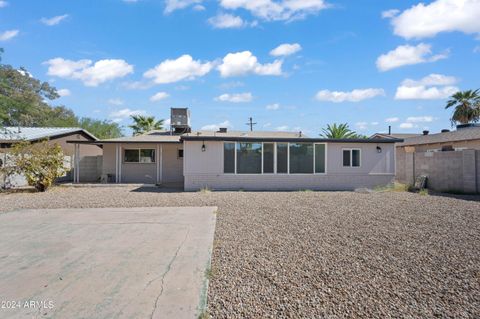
1;0;479;136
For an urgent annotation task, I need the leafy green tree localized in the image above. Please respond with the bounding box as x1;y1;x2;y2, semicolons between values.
0;49;123;138
320;123;362;139
129;115;164;136
445;89;480;125
11;140;67;192
78;118;122;139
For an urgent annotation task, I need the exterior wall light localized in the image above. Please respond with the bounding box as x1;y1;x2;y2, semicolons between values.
376;146;382;153
201;141;206;152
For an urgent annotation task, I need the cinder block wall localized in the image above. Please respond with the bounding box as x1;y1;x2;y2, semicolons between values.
78;155;102;182
400;150;479;193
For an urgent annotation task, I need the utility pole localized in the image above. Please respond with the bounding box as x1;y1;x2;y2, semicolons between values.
245;117;257;131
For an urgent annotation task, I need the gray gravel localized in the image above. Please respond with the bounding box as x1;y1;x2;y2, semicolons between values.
1;186;479;318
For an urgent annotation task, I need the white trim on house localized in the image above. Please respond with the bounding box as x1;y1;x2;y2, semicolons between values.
342;148;361;168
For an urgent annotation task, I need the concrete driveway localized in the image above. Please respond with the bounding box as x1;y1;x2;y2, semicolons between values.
0;206;217;319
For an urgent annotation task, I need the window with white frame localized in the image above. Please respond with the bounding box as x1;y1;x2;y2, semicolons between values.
236;142;262;174
123;149;155;163
223;142;235;173
223;142;327;174
342;149;360;167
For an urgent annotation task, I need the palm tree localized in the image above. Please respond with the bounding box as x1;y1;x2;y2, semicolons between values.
320;123;360;139
445;89;480;125
129;115;164;136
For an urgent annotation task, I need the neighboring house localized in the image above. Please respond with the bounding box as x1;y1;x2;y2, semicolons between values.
69;108;401;191
370;133;421;140
0;127;101;187
373;125;480;189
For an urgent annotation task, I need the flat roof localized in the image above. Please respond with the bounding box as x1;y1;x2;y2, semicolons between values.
67;129;402;144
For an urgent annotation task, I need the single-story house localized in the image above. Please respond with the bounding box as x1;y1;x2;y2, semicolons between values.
69;108;401;191
0;127;101;187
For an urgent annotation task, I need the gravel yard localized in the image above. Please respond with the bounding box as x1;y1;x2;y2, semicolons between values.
1;186;479;318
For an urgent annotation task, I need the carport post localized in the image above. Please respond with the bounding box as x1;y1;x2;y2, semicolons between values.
74;143;80;183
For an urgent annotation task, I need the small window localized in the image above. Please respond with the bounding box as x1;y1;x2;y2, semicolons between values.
315;144;326;173
124;149;155;163
276;143;288;174
263;143;274;173
343;149;360;167
178;149;184;158
223;142;235;174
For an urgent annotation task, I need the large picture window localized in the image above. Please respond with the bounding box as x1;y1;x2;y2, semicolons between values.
223;142;328;175
343;149;360;167
223;143;235;173
124;149;155;163
237;143;262;174
289;143;313;174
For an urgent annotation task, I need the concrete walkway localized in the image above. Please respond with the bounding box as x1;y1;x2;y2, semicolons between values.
0;207;217;319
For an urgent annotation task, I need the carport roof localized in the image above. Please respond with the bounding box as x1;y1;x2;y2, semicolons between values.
0;127;97;143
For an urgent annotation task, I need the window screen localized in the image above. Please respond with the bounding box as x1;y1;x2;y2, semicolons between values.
263;143;274;173
236;143;262;174
315;144;326;173
223;143;235;173
352;149;360;167
276;143;288;173
124;149;139;162
140;149;155;163
289;143;313;174
343;150;351;167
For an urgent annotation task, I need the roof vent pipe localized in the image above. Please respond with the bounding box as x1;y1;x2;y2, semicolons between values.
388;125;391;135
422;130;429;135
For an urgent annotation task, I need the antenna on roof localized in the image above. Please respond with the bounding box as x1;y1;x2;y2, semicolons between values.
246;117;257;131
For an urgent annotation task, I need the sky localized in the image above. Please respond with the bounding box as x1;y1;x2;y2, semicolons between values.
1;0;479;136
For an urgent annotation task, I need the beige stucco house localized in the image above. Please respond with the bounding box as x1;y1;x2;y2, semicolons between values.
70;109;401;191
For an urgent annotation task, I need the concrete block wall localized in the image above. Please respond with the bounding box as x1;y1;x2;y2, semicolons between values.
399;150;479;193
78;155;102;182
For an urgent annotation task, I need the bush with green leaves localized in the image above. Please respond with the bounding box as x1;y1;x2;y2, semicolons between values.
11;140;67;192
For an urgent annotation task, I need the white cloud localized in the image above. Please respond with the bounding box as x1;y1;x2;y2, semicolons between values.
389;0;480;39
385;117;399;123
144;55;213;84
399;122;414;129
276;125;289;131
371;121;379;125
376;43;448;71
208;13;245;28
57;89;71;97
164;0;202;13
270;43;302;57
109;108;146;122
123;0;139;3
474;46;480;53
381;9;399;19
355;122;368;130
40;14;69;26
0;1;8;8
219;0;328;21
201;120;232;130
315;88;385;103
108;98;124;106
217;51;282;77
215;92;253;103
0;29;19;41
406;116;434;123
193;4;205;11
266;103;280;110
395;73;459;100
44;58;134;86
150;91;170;102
